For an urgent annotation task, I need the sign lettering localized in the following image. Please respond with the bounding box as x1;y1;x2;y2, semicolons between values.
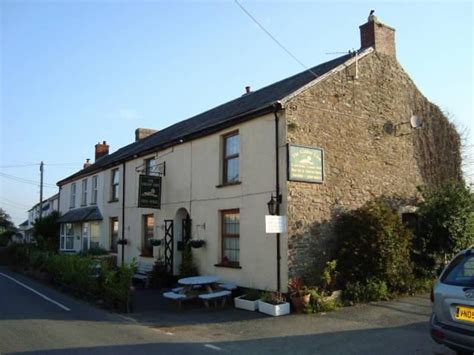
138;175;162;209
288;144;324;183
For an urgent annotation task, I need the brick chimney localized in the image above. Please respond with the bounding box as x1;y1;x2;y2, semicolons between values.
83;158;92;169
135;128;157;141
95;141;109;161
359;13;396;57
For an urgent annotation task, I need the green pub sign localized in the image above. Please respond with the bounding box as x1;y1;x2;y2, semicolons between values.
287;144;324;183
138;175;162;209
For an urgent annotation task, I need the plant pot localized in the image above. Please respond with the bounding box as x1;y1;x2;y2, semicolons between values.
150;239;162;247
258;300;290;317
190;240;205;248
234;295;259;311
291;293;311;313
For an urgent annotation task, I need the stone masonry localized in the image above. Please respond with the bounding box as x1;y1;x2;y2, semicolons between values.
283;44;461;278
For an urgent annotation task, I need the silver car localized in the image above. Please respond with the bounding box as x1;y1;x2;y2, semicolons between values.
430;248;474;354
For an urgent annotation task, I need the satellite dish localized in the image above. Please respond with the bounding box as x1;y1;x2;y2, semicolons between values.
410;115;423;129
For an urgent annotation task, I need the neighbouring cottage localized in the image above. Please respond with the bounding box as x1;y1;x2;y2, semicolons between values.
56;15;461;292
19;193;59;243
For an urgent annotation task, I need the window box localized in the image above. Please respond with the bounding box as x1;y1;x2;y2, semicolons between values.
190;239;206;248
117;239;128;245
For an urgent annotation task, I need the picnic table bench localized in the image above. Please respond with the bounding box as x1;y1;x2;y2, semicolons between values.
133;262;153;288
198;290;232;309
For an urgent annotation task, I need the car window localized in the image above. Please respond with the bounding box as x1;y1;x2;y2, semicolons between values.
441;253;474;287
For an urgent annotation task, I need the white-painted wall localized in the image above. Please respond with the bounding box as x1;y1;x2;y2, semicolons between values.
58;113;289;291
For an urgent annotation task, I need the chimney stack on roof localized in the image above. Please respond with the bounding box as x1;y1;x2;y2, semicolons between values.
245;86;251;94
135;128;157;142
95;141;109;161
83;158;92;169
359;11;396;57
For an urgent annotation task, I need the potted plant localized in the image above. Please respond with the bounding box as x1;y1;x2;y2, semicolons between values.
288;277;311;313
150;239;162;247
258;291;290;316
234;288;260;311
190;239;206;248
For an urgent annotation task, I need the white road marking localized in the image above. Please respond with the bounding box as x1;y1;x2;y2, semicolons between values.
204;344;223;351
0;272;71;311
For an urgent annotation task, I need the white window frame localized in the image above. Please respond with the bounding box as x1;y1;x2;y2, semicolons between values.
60;223;75;251
111;168;119;201
70;183;76;208
81;179;88;206
91;175;98;205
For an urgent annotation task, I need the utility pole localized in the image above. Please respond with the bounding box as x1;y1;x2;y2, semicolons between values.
39;161;44;220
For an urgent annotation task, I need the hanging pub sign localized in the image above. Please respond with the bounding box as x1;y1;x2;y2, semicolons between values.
138;175;162;209
287;144;324;183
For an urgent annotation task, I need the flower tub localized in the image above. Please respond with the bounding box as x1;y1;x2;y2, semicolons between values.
234;295;259;311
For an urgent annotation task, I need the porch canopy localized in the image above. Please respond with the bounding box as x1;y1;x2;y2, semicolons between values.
58;206;103;223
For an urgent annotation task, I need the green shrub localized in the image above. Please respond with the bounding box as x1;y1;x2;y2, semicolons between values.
343;278;390;302
102;260;136;311
148;259;170;289
413;182;474;278
179;244;198;277
303;287;339;313
335;199;414;294
80;247;109;256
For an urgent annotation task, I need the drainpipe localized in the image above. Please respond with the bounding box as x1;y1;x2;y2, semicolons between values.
121;162;126;265
273;102;283;292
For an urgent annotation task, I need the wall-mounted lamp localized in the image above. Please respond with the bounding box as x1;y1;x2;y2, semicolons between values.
267;194;282;216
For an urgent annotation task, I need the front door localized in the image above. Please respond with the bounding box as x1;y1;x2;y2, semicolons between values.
82;222;89;251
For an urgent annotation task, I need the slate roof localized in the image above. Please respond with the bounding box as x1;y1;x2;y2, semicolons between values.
58;51;358;185
57;206;103;223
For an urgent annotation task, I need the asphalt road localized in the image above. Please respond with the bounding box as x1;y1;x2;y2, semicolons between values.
0;267;455;355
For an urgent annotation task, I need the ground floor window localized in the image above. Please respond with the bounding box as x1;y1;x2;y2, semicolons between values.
60;223;74;250
90;222;100;249
142;214;154;257
110;217;119;253
221;209;240;266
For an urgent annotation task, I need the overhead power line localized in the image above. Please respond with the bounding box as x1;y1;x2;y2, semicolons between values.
0;172;57;188
234;0;319;78
0;197;31;209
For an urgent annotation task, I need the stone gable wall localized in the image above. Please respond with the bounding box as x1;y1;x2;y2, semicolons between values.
284;52;461;277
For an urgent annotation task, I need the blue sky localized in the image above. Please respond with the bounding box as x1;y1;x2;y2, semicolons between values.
1;0;473;225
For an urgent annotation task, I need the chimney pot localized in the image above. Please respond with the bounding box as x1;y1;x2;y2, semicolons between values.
83;158;92;169
245;86;251;93
95;141;110;161
359;15;396;57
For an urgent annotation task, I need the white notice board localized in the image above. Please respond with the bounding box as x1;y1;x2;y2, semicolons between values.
265;215;287;234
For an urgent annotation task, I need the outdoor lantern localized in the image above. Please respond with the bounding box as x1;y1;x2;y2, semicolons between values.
267;195;277;215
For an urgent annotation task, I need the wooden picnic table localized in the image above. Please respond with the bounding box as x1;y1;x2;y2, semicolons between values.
178;275;220;294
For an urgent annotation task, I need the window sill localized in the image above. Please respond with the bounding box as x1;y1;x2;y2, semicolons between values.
216;181;241;188
80;204;87;207
214;263;242;269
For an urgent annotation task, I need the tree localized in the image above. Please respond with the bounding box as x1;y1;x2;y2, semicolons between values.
413;182;474;278
0;208;17;246
32;211;60;250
